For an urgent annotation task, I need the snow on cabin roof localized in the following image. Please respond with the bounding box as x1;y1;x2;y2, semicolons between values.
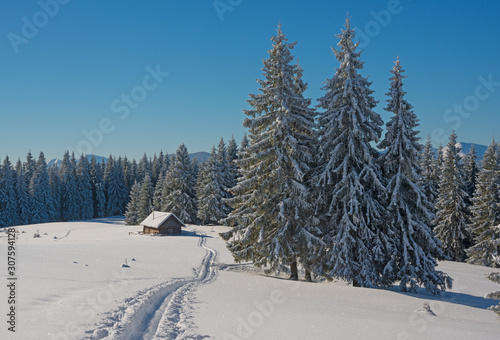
140;211;185;228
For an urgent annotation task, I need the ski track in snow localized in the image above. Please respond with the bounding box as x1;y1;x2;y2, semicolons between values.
83;234;217;340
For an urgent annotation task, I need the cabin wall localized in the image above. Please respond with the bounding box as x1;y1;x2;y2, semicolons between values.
158;217;182;235
143;226;159;234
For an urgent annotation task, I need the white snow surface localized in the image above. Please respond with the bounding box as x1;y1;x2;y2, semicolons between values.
1;217;499;339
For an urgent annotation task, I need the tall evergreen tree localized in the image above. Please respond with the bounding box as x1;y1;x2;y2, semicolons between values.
420;136;439;208
77;155;94;220
138;153;151;182
121;156;134;191
0;156;19;227
153;172;165;211
434;131;471;262
226;135;240;188
378;58;450;293
48;164;62;221
124;181;141;225
222;25;317;280
30;152;56;223
161;143;198;223
137;173;153;221
197;146;232;224
312;17;388;287
161;152;170;175
24;151;36;185
116;157;130;212
463;144;479;208
197;149;218;224
129;159;139;186
191;158;200;179
15;159;30;225
59;151;79;221
90;157;106;218
467;139;500;267
435;144;445;180
151;153;163;185
104;155;127;216
216;138;233;204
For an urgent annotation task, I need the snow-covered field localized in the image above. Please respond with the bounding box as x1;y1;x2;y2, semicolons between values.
1;218;499;339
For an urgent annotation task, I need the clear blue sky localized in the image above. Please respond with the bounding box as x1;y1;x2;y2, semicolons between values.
1;0;499;161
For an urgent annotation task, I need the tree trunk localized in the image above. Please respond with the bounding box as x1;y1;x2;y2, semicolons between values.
289;261;298;281
305;269;313;282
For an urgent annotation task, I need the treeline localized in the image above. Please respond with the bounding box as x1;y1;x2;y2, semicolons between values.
123;138;242;226
0;137;244;228
0;149;171;226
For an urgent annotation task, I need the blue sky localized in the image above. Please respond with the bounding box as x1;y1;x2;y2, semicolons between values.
1;0;499;161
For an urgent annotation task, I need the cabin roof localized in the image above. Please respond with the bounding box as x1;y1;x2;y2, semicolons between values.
139;211;185;228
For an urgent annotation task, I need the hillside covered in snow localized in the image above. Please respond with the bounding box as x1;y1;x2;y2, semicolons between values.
1;218;499;339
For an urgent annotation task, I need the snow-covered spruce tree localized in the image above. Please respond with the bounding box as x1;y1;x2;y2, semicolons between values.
161;152;170;175
153;172;165;211
116;157;130;211
15;159;30;225
124;181;141;225
467;139;500;267
59;151;79;221
77;155;94;220
161;143;198;223
435;144;445;180
48;164;62;222
30;152;56;224
197;148;218;224
191;158;200;179
128;159;139;188
151;152;163;186
378;58;451;293
420;136;439;209
222;25;318;280
312;17;388;287
24;151;36;185
137;173;153;221
138;153;151;183
434;131;471;262
90;157;106;218
0;156;19;227
104;155;128;216
197;146;232;224
216;138;233;218
226;135;240;189
463;144;479;208
121;156;134;191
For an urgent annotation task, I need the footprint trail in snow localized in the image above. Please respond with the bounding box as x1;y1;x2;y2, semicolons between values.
84;234;217;340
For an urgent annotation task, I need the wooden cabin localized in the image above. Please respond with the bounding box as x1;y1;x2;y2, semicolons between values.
140;211;185;235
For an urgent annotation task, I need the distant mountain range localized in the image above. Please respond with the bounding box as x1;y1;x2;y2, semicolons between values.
436;142;488;162
455;142;488;160
48;152;210;168
189;152;210;163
